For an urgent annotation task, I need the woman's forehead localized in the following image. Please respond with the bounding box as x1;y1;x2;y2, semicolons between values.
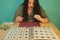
29;0;34;2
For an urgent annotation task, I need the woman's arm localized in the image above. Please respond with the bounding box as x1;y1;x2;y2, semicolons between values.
12;5;23;22
34;7;50;23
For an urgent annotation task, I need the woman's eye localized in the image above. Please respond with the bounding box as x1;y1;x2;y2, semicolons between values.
29;2;31;4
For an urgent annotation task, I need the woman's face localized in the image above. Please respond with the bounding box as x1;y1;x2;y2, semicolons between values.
28;0;35;10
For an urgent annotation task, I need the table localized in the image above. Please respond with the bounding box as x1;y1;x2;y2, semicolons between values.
0;22;60;40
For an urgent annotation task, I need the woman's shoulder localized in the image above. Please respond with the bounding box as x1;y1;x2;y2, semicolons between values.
40;6;45;11
18;4;24;9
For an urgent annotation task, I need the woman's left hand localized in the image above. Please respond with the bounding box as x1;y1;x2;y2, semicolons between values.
34;14;41;21
34;14;49;23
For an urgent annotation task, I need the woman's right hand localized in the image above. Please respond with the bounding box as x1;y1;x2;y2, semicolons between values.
16;16;23;23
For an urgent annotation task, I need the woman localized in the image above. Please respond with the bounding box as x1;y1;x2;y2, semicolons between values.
13;0;49;24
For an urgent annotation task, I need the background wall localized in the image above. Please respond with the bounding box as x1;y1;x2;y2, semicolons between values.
0;0;60;30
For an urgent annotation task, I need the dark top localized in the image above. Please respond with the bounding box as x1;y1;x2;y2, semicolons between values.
13;5;48;22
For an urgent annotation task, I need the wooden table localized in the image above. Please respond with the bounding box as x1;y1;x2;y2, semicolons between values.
0;22;60;40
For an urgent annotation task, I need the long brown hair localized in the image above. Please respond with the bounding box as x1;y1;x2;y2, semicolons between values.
22;0;42;22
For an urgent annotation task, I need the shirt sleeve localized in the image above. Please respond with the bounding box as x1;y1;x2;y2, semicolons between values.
12;5;23;21
40;7;48;18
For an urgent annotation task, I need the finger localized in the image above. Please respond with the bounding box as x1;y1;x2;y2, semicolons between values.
21;17;24;19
